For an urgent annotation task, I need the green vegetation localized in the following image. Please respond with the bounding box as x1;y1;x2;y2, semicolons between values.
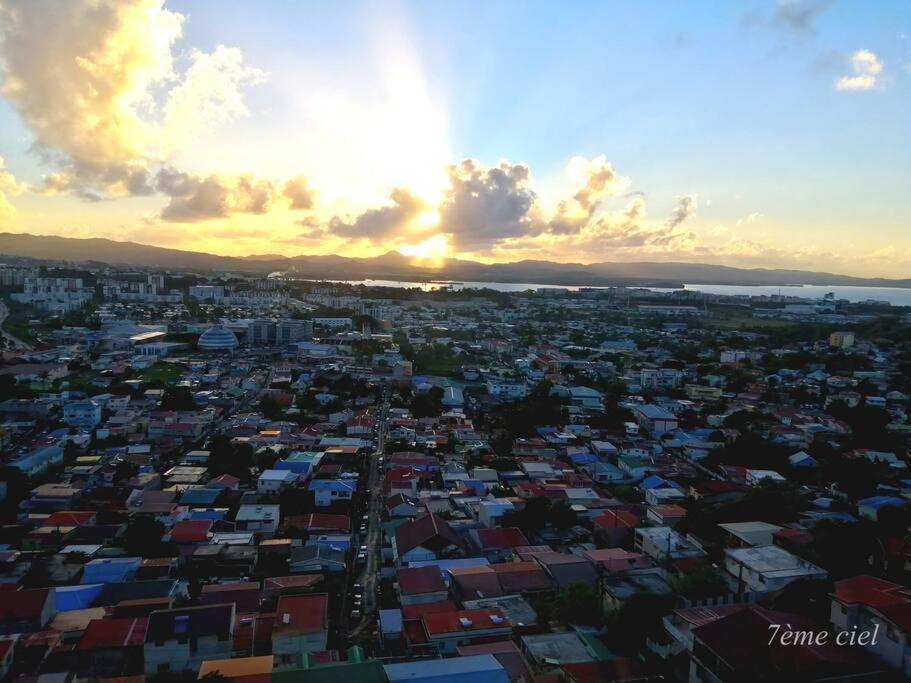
139;362;185;385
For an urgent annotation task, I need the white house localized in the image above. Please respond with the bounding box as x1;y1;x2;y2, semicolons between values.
257;469;297;494
724;545;826;594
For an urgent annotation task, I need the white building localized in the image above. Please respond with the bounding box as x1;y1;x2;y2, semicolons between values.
724;545;826;594
257;469;297;494
486;379;527;400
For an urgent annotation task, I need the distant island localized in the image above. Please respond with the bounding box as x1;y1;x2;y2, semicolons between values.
1;231;910;290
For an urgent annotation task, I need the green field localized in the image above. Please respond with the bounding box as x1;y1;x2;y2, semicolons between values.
139;362;185;384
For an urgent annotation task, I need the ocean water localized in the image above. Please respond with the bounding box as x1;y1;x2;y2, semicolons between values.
306;278;911;305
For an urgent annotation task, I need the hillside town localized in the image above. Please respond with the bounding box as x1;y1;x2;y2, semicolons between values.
1;263;911;683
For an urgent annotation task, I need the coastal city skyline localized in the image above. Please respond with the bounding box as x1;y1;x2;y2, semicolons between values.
1;0;910;277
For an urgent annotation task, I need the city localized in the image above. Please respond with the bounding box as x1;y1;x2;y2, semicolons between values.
0;262;909;682
0;1;909;681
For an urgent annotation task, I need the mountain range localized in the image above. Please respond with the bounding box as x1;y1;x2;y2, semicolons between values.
1;231;909;290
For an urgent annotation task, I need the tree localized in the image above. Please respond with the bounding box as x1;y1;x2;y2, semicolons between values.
258;395;283;421
159;387;197;411
553;581;603;626
410;386;444;419
121;516;169;557
670;563;727;600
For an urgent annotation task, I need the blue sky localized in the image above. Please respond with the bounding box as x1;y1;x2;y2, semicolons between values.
0;0;908;275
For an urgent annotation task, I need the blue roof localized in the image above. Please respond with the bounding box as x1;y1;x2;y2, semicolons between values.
385;654;508;682
81;557;140;584
858;496;906;509
309;478;356;491
179;488;222;505
56;584;104;611
641;475;681;490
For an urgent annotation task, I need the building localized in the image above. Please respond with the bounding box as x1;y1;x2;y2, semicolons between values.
198;325;239;352
188;285;225;301
685;384;723;401
725;545;826;594
272;594;329;669
634;527;707;563
308;478;356;507
63;400;102;429
633;404;678;435
248;319;277;346
829;330;856;348
384;654;509;683
829;575;911;677
277;319;312;345
257;469;297;494
640;368;683;390
486;379;528;400
420;608;512;654
144;603;235;675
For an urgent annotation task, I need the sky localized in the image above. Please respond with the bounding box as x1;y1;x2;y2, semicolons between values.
0;0;909;277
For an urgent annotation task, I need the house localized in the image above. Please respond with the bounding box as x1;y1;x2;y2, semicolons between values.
421;608;512;654
718;521;783;548
471;527;530;561
635;527;706;563
384;654;510;683
858;496;907;521
144;603;235;675
532;552;598;588
397;566;450;605
76;616;147;676
257;469;297;494
272;594;329;669
633;404;678;435
386;493;420;518
478;499;515;528
63;400;102;429
689;605;879;682
289;545;346;574
745;469;786;486
199;655;275;683
0;588;55;636
393;513;464;565
724;545;826;594
234;504;280;537
308;479;356;507
829;575;911;677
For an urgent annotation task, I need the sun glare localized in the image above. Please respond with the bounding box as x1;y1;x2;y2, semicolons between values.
398;233;450;266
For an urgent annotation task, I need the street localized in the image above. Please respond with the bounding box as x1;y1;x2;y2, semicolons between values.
348;382;390;641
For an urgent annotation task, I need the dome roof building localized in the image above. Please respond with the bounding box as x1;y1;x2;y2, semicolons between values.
197;324;239;351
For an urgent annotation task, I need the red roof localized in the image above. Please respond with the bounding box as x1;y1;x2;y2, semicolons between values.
397;566;447;596
422;608;510;636
831;575;910;608
394;513;462;556
285;513;350;532
78;617;147;650
45;511;95;527
273;594;328;635
170;520;212;544
401;600;457;620
593;509;639;530
489;561;552;592
475;527;529;550
2;588;50;619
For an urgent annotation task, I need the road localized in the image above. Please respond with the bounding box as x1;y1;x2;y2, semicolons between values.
0;300;34;351
349;383;390;641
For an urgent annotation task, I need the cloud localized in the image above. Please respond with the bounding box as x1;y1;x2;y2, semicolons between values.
162;45;266;149
835;49;884;91
0;156;26;222
328;188;426;239
436;159;542;249
0;0;264;200
283;176;316;211
772;0;833;35
667;194;698;228
155;167;276;222
549;155;627;235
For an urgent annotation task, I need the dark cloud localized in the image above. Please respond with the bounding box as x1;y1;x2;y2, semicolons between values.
667;194;697;228
155;167;276;222
328;188;425;239
437;159;541;249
